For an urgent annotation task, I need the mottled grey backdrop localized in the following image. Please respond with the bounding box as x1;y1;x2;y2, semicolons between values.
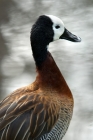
0;0;93;140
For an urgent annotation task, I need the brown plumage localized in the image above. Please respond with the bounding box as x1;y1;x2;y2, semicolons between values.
0;15;81;140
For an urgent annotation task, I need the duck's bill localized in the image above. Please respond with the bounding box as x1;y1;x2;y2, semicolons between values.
60;28;81;42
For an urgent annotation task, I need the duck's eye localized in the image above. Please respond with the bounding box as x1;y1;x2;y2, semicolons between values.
55;25;60;29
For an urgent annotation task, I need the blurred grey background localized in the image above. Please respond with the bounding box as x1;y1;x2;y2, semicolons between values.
0;0;93;140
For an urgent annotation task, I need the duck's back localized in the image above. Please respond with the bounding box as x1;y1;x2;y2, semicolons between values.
0;87;73;140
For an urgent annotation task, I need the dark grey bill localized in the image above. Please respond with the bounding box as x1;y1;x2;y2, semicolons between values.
60;28;81;42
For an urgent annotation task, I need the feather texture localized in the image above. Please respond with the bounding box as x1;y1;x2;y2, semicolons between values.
0;83;60;139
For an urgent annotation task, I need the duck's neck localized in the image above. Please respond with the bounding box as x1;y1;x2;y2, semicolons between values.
31;42;48;67
36;51;71;95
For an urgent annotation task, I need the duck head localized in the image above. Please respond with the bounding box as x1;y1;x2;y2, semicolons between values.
31;15;81;45
31;15;81;66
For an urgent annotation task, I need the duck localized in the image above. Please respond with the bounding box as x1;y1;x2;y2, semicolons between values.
0;15;81;140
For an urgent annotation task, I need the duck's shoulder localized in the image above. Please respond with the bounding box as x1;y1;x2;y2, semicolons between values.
0;81;38;103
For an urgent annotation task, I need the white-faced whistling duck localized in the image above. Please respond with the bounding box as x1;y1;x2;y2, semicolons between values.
0;15;81;140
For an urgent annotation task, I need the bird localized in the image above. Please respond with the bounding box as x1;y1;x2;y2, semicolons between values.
0;15;81;140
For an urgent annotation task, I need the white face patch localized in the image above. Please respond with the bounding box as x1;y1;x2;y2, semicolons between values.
47;15;65;41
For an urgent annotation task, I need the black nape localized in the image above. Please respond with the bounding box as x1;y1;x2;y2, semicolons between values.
30;15;54;67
